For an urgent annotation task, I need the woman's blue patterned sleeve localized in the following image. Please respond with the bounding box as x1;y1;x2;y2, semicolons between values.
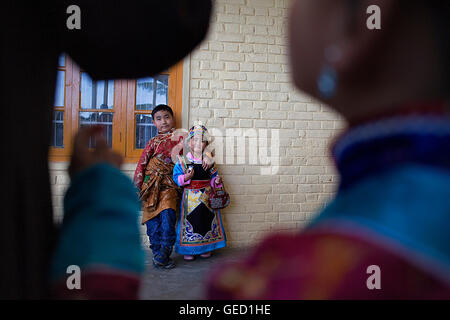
50;163;145;284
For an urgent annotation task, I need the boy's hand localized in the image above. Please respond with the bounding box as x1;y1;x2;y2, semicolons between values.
173;138;185;155
184;167;194;181
68;125;123;179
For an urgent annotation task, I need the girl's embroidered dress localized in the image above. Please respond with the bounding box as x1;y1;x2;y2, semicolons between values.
173;152;227;255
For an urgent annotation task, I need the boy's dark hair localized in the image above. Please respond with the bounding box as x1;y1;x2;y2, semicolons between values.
152;104;174;119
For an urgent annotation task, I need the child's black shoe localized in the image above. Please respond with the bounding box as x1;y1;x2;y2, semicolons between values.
152;257;176;269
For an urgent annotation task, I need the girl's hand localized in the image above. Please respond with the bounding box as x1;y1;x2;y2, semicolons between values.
68;125;123;179
214;176;222;185
202;152;214;170
185;167;194;181
202;158;212;170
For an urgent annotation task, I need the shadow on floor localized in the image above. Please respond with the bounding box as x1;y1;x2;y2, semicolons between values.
139;247;247;300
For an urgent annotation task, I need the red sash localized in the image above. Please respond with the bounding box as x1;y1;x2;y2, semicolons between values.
186;180;210;189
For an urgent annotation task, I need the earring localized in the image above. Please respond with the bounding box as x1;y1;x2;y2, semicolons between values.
317;64;337;99
317;45;341;99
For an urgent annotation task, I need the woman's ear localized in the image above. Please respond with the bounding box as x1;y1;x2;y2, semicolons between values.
331;0;398;77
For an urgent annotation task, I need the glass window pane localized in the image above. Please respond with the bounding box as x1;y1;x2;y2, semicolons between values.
136;77;154;111
54;70;65;107
58;53;66;67
79;112;113;148
81;73;114;109
135;75;168;111
51;111;64;148
135;114;158;149
155;75;169;106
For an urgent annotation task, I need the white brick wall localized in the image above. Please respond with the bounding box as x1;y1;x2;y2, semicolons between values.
48;0;346;250
49;162;69;225
187;0;345;247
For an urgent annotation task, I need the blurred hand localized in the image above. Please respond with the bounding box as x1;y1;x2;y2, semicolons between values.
214;176;222;185
68;125;123;179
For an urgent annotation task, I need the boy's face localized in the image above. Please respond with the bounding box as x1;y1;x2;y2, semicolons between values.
153;110;174;134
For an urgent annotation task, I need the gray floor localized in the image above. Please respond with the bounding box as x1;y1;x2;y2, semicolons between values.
139;248;246;300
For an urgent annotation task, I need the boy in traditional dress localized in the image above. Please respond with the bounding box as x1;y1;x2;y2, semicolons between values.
173;125;227;261
133;104;184;269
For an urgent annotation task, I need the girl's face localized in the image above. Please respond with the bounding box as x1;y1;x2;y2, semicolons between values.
189;135;207;155
153;110;174;134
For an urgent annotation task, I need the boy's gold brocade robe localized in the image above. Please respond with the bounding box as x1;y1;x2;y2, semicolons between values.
133;130;183;224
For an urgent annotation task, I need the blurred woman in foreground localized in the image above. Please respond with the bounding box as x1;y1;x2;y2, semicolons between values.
207;0;450;299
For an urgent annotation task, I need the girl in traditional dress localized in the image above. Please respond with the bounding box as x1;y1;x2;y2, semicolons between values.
173;125;227;261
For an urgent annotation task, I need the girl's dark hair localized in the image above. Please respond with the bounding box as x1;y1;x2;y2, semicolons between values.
151;104;174;119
